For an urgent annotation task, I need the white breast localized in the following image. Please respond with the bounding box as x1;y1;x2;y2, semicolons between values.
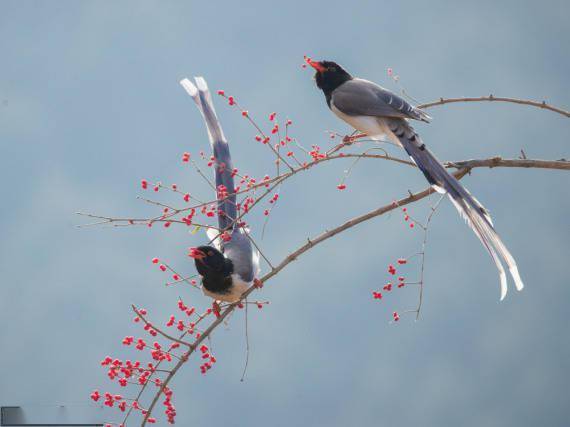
202;274;250;303
331;104;384;138
330;105;403;147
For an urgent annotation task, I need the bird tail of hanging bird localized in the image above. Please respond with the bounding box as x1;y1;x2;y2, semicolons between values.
180;77;237;231
385;118;524;300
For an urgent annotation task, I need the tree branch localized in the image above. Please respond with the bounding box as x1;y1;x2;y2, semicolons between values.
417;95;570;118
446;157;570;171
98;90;569;426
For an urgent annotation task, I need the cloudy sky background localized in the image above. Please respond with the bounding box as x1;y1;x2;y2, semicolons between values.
1;1;569;426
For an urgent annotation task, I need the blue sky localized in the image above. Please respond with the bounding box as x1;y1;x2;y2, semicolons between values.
0;1;569;426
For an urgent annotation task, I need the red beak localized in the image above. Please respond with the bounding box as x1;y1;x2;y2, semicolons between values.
188;247;206;260
304;56;326;73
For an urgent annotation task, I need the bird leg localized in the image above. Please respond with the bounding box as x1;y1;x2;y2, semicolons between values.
253;278;263;289
342;133;367;144
212;301;222;317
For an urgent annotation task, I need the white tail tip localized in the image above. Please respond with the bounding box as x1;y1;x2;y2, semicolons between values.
194;76;208;92
510;265;525;291
180;78;198;96
499;270;508;301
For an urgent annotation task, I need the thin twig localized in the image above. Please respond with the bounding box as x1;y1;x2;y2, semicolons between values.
417;95;570;118
132;305;193;348
240;298;250;382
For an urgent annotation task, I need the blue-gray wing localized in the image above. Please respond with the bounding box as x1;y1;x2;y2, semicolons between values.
332;78;431;122
223;228;258;282
180;77;237;231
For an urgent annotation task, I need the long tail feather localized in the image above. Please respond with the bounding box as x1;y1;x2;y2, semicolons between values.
180;77;237;231
385;118;524;300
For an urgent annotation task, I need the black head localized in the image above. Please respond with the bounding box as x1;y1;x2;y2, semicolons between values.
306;58;352;98
189;245;233;278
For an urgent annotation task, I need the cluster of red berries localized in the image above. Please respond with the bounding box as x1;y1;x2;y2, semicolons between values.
308;144;327;161
140;179;160;193
372;257;410;322
199;344;217;374
96;303;193;424
401;207;415;228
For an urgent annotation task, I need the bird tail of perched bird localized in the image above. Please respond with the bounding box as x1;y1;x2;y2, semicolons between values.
385;118;524;300
180;77;237;231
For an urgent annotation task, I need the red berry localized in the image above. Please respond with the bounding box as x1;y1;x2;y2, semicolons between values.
337;184;347;190
151;257;159;264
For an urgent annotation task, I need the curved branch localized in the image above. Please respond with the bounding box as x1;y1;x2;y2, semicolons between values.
139;156;568;426
418;95;570;118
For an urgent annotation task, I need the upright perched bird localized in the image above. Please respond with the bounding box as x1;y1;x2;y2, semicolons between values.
180;77;260;302
306;58;524;300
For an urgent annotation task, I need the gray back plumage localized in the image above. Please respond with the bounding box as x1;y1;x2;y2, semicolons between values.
332;78;431;122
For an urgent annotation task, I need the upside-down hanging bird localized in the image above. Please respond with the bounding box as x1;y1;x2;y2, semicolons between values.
306;58;523;300
180;77;260;302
